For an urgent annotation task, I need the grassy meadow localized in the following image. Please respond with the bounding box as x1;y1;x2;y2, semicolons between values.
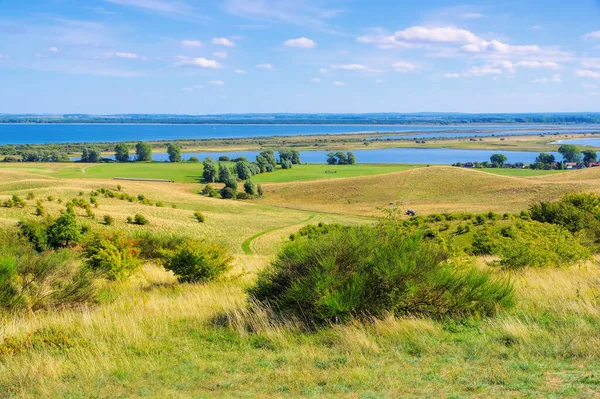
1;163;600;398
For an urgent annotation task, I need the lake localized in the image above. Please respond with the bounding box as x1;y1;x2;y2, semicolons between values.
1;123;600;145
86;148;558;165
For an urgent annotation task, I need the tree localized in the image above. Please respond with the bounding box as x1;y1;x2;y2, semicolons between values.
279;150;301;165
81;147;101;163
220;187;236;199
582;150;597;166
535;152;555;168
244;180;256;195
558;144;582;163
135;142;152;162
47;213;82;248
259;150;277;168
490;153;507;168
327;152;337;165
334;152;347;165
257;184;264;197
218;163;233;183
235;161;253;180
255;155;269;173
281;160;292;169
167;143;182;162
347;152;357;165
223;176;238;191
202;158;218;183
114;143;130;163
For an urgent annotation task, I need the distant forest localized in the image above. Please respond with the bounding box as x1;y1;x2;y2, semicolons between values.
2;113;600;125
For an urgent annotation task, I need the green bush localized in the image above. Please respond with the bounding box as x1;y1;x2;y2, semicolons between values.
47;213;83;248
0;230;95;311
164;241;232;283
103;215;114;225
251;226;514;324
132;214;149;225
84;232;142;281
130;231;187;261
194;211;205;223
26;193;35;200
220;187;236;199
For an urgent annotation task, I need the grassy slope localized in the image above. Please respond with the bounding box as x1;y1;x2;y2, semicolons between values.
260;166;600;216
1;166;600;398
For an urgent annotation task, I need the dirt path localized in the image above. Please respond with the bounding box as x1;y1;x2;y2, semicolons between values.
241;214;316;255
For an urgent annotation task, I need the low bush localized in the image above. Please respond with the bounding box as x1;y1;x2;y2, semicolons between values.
164;241;232;283
130;231;187;261
251;225;514;324
194;211;205;223
132;214;149;225
19;213;84;251
0;230;95;311
103;215;114;225
84;232;142;281
200;184;219;198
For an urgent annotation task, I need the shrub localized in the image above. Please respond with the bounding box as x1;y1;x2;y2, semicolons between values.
47;196;55;202
130;231;187;261
35;200;46;217
156;201;164;207
244;180;256;196
18;219;51;252
11;195;26;208
84;232;142;281
220;187;236;199
103;215;114;225
236;192;250;200
26;193;35;200
251;226;514;324
0;231;95;311
257;184;264;197
194;211;205;223
47;213;83;248
164;241;232;283
126;216;133;224
133;214;149;225
200;184;219;198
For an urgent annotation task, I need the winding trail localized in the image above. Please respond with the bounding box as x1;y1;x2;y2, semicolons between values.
242;214;316;255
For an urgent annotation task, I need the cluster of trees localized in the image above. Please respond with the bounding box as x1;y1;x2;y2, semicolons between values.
327;151;357;165
19;151;70;162
112;142;152;162
531;145;597;170
201;149;299;199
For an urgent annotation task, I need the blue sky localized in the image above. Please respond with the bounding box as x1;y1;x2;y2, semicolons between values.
1;0;600;114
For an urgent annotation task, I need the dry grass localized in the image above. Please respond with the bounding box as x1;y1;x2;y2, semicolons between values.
260;166;600;216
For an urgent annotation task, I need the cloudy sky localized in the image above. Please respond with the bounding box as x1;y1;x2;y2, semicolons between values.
1;0;600;114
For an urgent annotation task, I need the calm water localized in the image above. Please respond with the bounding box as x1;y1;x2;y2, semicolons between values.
2;123;600;145
554;138;600;147
94;148;557;165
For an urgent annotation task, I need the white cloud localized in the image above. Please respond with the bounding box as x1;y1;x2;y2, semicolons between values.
181;87;193;92
319;68;329;74
466;66;503;76
332;64;368;71
515;61;560;69
209;80;225;85
532;74;562;83
212;37;235;47
581;59;600;69
48;46;60;52
460;13;484;19
310;78;320;82
106;52;145;60
445;73;460;78
375;79;384;83
396;26;479;44
583;31;600;40
175;56;222;68
391;61;417;73
460;40;541;56
256;63;275;70
532;25;542;30
182;85;204;91
577;69;600;79
213;51;228;59
333;81;346;86
283;37;316;48
235;69;247;74
181;39;203;47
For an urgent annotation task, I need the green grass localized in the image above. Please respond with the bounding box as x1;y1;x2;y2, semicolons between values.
251;164;421;183
478;168;569;177
0;163;423;184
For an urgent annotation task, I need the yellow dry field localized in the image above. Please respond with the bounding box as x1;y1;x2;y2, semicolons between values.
260;166;600;216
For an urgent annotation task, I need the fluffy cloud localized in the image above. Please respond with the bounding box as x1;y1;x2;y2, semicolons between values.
235;69;247;74
581;59;600;69
466;66;503;76
310;78;320;82
358;26;479;49
333;81;346;86
332;64;368;71
576;69;600;79
213;51;228;59
181;39;203;47
583;31;600;40
175;56;222;68
48;46;60;52
212;37;235;47
391;61;417;73
283;37;317;48
445;73;460;78
105;52;145;60
209;80;225;85
319;68;329;74
532;74;562;83
460;40;541;56
256;63;275;71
